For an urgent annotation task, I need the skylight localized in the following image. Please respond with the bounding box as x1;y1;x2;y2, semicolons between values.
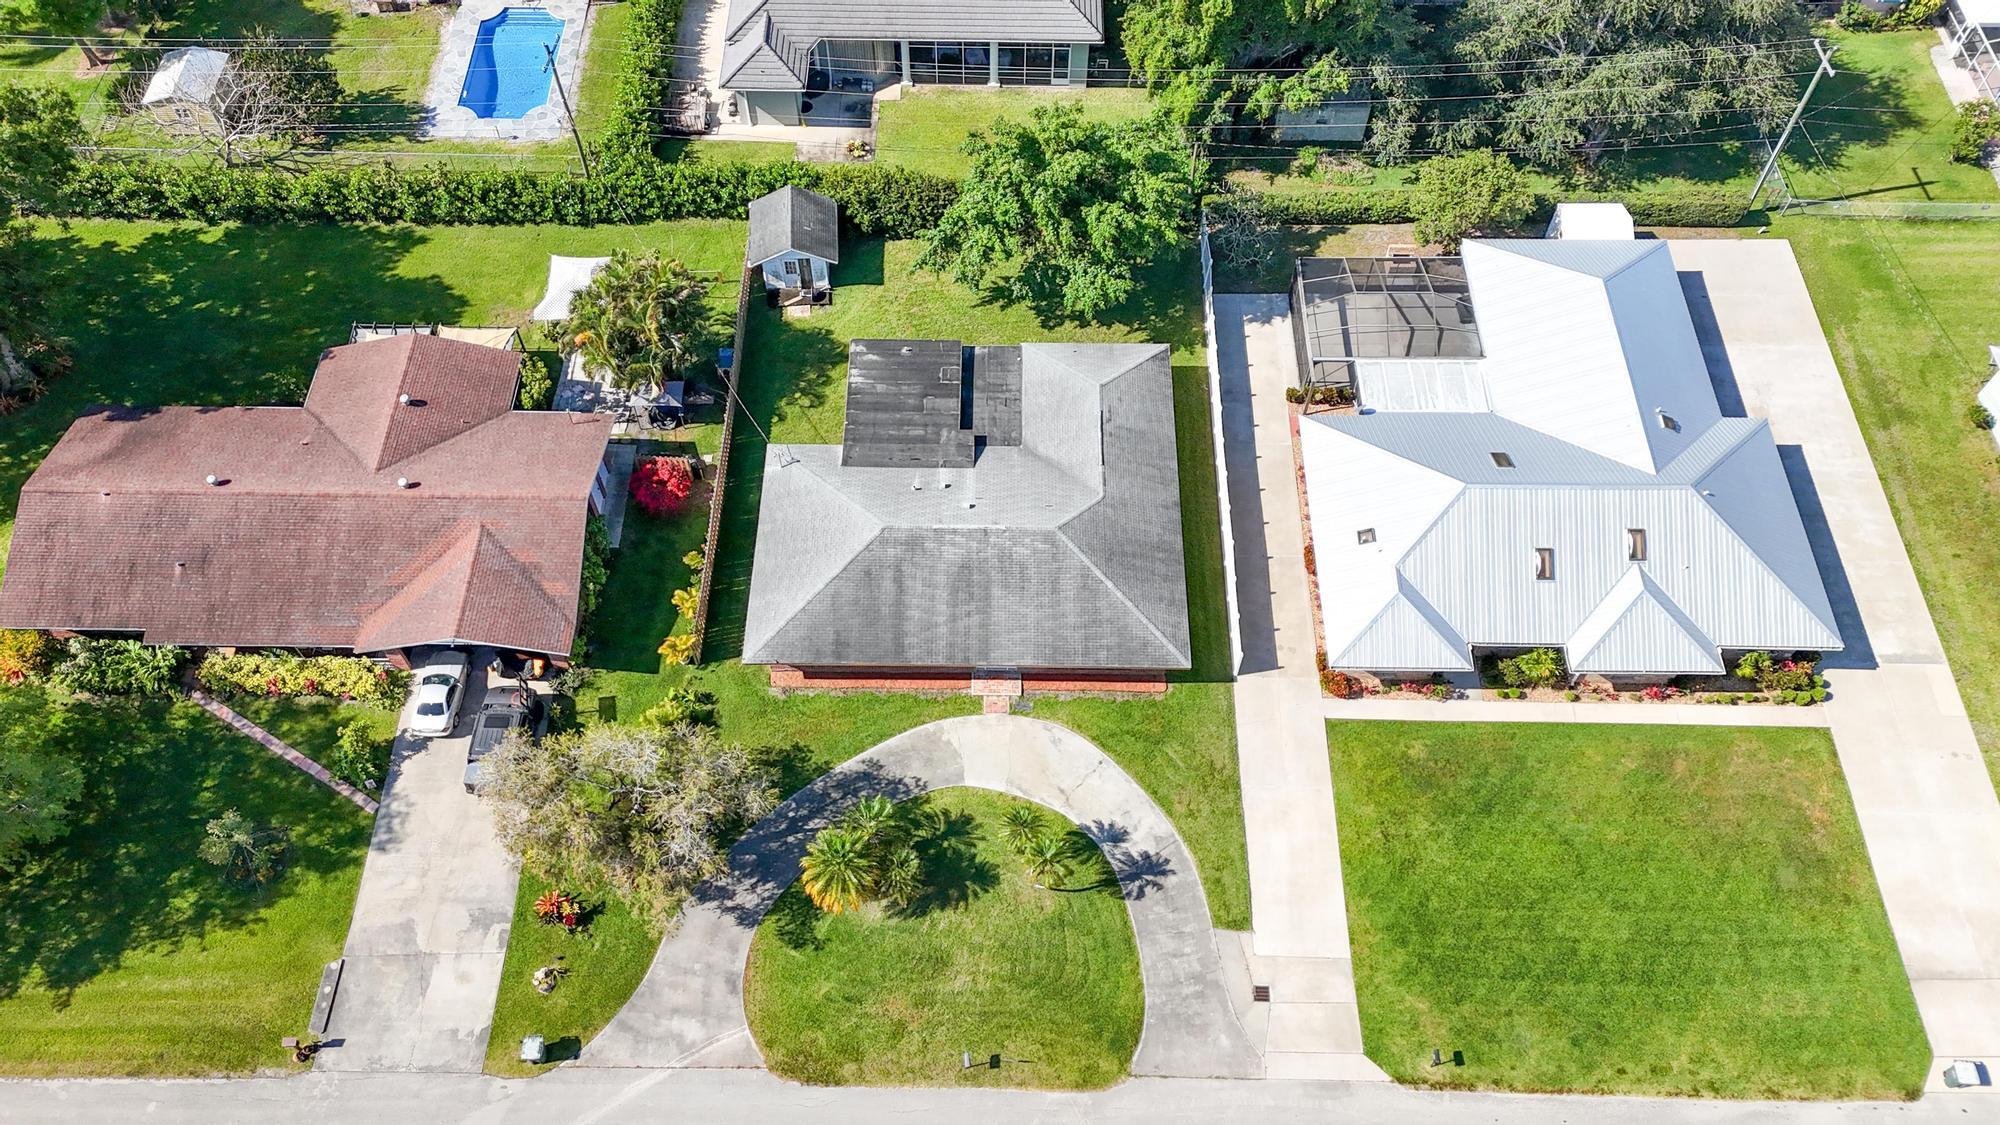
1490;451;1515;468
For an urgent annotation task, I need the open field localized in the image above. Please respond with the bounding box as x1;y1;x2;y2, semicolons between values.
743;788;1143;1088
0;686;374;1075
876;86;1154;177
1329;719;1928;1100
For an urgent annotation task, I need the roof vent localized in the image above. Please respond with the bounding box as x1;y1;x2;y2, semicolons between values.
396;477;411;489
204;474;220;486
1490;451;1515;468
399;393;412;405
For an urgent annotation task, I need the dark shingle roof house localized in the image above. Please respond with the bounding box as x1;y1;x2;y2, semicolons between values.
0;334;612;659
746;186;840;268
742;339;1190;675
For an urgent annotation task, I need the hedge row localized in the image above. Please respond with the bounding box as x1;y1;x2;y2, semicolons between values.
1214;186;1746;229
51;159;960;236
196;651;407;705
599;0;678;168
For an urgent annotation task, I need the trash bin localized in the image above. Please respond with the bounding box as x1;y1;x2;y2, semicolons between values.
520;1034;545;1064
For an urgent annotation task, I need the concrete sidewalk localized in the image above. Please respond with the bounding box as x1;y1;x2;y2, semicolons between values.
1672;239;2000;1094
316;665;520;1074
1213;293;1386;1082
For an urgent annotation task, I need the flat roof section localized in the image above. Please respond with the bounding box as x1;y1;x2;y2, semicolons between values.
1296;257;1483;365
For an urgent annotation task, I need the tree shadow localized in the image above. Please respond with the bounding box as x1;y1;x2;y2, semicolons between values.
895;806;999;917
0;689;370;1004
830;236;886;288
5;223;464;536
766;885;824;951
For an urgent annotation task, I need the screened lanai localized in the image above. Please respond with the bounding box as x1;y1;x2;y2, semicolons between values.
1290;257;1484;393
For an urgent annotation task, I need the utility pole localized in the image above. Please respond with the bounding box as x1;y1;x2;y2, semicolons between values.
1749;37;1834;206
546;42;593;178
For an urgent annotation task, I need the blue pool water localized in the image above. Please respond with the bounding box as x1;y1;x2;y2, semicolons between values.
457;8;564;119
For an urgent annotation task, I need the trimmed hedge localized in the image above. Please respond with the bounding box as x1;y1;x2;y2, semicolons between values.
196;651;408;706
600;0;679;168
1212;186;1746;229
50;159;959;236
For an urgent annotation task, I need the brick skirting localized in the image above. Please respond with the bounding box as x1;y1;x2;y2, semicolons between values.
768;665;1168;695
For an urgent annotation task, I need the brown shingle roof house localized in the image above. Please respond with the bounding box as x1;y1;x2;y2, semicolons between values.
0;334;613;660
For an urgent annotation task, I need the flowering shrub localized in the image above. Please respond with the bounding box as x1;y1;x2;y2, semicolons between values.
533;889;582;933
1639;685;1686;702
657;633;699;665
0;629;57;684
1321;669;1358;698
196;652;406;705
630;456;695;517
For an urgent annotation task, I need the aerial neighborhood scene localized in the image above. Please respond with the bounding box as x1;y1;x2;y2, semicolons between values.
2;0;2000;1120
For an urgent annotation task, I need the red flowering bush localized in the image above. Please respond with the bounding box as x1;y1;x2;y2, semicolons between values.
1321;670;1358;699
534;889;583;933
631;456;695;517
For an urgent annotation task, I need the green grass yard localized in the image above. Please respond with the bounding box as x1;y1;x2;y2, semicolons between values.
1776;218;2000;785
743;788;1143;1088
0;686;374;1075
876;86;1154;178
1329;720;1928;1100
484;869;662;1076
226;696;399;789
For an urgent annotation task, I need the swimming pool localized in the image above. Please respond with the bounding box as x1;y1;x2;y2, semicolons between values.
457;8;564;120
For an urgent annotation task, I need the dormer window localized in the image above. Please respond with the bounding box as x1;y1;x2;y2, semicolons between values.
1535;547;1555;581
1657;411;1679;432
1357;528;1376;545
1490;451;1515;468
1628;528;1647;561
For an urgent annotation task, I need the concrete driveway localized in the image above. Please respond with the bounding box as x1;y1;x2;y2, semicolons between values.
1671;239;2000;1094
316;656;521;1073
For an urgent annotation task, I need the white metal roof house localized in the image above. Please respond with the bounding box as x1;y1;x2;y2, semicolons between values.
719;0;1104;128
1295;237;1842;678
742;338;1189;690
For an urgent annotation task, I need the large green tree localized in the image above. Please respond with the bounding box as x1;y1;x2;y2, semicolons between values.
554;251;712;393
1440;0;1811;165
1121;0;1414;129
0;83;81;406
917;103;1200;319
0;687;86;869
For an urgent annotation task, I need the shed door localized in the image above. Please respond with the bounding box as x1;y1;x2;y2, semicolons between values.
797;256;816;290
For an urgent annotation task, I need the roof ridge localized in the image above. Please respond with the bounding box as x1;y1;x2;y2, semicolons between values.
739;455;886;657
1054;528;1189;667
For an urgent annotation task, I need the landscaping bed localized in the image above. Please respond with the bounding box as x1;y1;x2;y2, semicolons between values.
742;788;1143;1088
1329;719;1928;1100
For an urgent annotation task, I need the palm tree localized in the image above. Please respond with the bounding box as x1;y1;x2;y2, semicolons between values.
999;806;1044;855
877;844;923;910
554;251;711;393
800;827;874;914
840;794;900;846
1022;831;1072;890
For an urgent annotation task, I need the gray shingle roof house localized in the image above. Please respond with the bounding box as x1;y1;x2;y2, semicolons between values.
742;339;1190;676
746;186;839;293
1297;238;1842;677
720;0;1103;127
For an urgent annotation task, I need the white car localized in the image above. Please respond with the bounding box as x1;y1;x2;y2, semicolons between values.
407;651;471;739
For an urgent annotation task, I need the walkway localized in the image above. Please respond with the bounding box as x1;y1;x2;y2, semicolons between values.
1671;238;2000;1093
191;689;380;812
316;663;520;1074
1212;293;1386;1082
1322;697;1830;728
582;714;1261;1079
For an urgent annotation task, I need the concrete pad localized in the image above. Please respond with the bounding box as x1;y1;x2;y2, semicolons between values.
1266;1002;1367;1056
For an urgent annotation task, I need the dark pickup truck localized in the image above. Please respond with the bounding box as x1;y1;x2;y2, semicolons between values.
464;685;547;794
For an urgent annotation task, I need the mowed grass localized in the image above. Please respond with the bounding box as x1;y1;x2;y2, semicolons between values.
0;686;374;1075
743;788;1143;1089
1329;720;1928;1100
1777;219;2000;785
484;870;662;1076
876;87;1154;178
587;237;1251;927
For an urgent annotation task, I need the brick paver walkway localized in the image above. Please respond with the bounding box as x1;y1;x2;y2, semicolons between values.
191;689;379;814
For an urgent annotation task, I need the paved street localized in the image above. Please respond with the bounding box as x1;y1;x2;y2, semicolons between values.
1212;293;1384;1082
586;715;1260;1079
0;1068;1985;1125
1671;239;2000;1093
316;662;521;1074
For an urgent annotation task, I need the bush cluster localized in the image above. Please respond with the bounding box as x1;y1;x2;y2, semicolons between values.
1497;647;1566;689
1951;102;1999;166
1211;186;1746;230
0;629;57;684
517;353;556;411
630;455;695;517
47;159;959;237
49;638;186;696
195;651;406;705
328;718;389;790
599;0;680;167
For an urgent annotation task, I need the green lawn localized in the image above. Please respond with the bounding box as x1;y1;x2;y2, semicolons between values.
225;696;399;790
1776;218;2000;784
3;217;749;573
743;788;1143;1088
484;869;662;1076
1330;720;1928;1100
876;87;1154;177
586;236;1251;928
0;686;374;1075
1783;31;2000;203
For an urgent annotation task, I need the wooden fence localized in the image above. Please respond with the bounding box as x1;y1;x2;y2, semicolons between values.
687;261;757;664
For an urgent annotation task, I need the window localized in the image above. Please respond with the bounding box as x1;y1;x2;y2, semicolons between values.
782;258;798;277
1658;411;1680;432
1535;547;1555;581
998;43;1070;85
1490;451;1515;468
908;42;988;84
1356;528;1377;545
1628;528;1647;561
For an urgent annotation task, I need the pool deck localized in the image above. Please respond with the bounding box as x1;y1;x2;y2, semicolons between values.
422;0;592;143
